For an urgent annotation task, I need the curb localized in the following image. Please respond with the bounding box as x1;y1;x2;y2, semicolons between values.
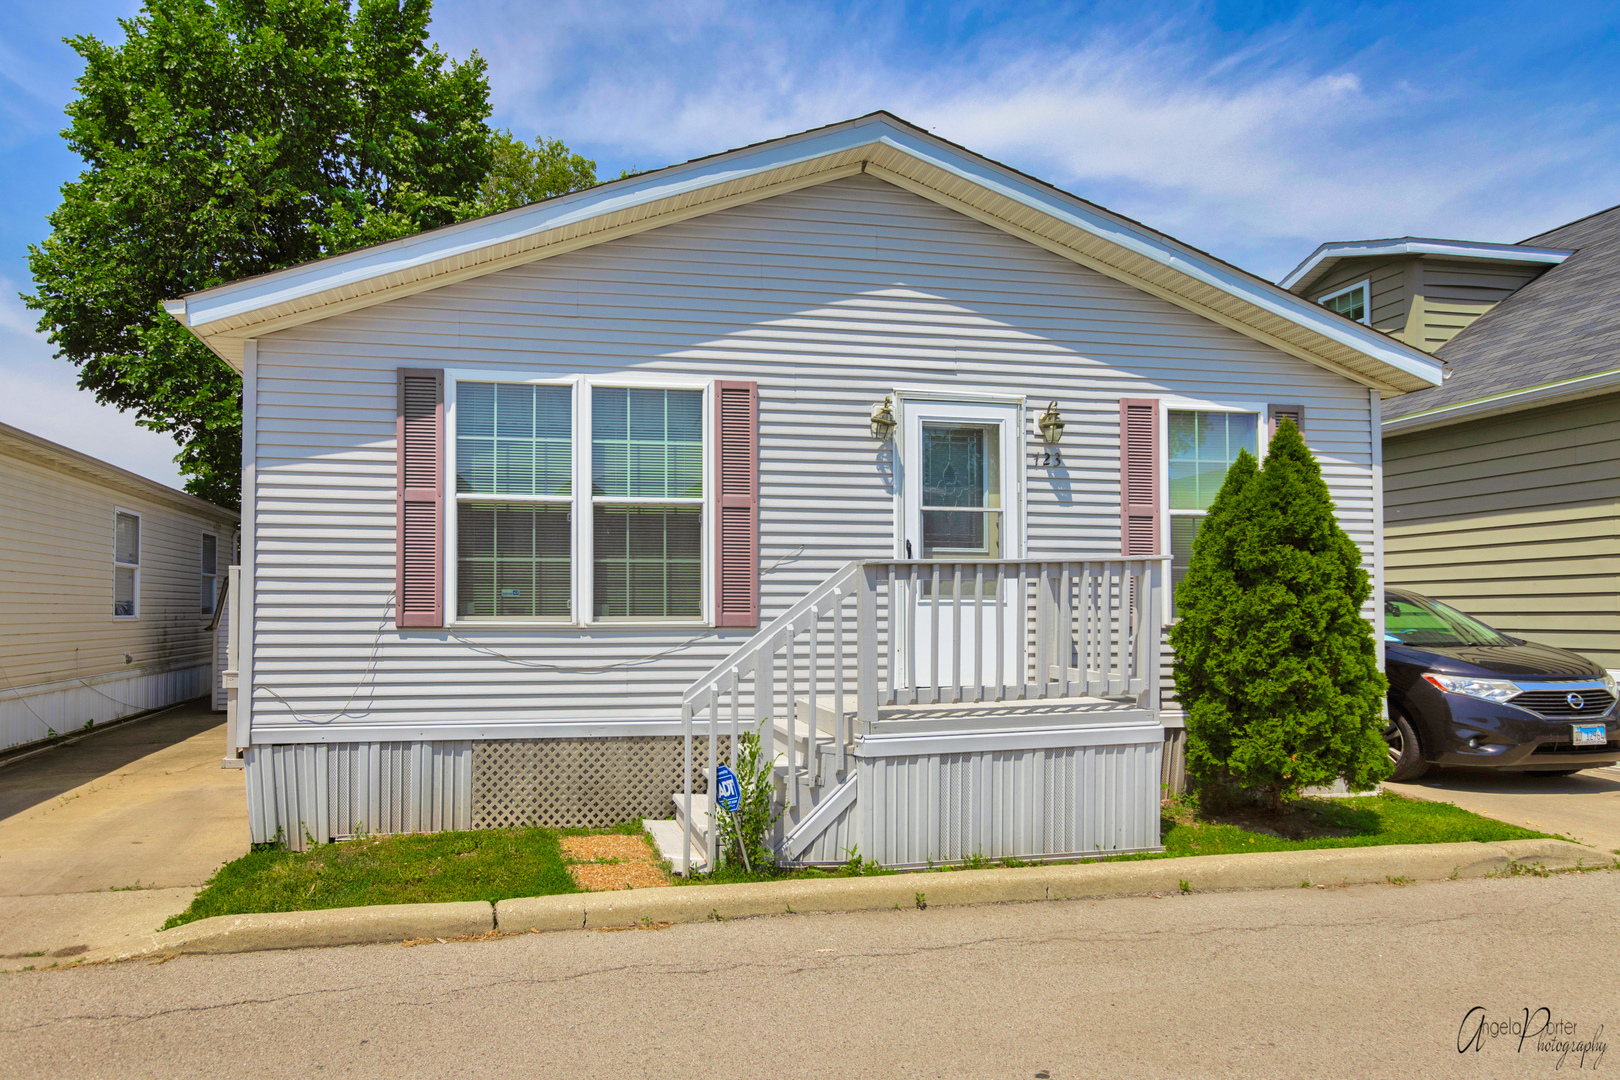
83;838;1608;964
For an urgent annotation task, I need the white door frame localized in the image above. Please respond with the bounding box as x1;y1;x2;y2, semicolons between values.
892;391;1027;560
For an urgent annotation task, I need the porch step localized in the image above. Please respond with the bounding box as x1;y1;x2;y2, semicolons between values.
643;817;708;876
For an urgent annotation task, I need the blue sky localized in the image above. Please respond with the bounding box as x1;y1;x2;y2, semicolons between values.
2;0;1618;487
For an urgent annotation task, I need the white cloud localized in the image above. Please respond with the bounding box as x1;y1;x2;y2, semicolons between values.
448;2;1620;279
0;281;186;490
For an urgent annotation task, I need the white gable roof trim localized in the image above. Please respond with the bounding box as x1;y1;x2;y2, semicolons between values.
1280;237;1572;294
166;113;1442;393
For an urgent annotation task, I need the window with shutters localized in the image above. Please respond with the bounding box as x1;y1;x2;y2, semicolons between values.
1167;410;1259;614
114;510;140;618
445;375;716;625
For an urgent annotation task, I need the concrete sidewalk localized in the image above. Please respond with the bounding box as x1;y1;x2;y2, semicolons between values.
1385;765;1620;855
0;701;248;968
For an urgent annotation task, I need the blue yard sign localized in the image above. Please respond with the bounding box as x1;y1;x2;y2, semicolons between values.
715;764;741;813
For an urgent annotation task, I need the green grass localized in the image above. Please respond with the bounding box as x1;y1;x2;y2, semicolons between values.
164;794;1553;928
162;824;647;930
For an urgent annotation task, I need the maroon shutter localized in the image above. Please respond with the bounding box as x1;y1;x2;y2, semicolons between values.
396;369;444;628
1119;398;1160;557
1268;403;1305;439
714;381;759;627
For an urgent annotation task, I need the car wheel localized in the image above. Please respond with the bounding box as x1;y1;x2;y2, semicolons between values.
1383;710;1429;781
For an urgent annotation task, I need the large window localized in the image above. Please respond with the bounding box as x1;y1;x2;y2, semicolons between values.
1168;410;1258;614
592;388;703;620
449;379;706;623
1320;281;1369;324
114;511;140;618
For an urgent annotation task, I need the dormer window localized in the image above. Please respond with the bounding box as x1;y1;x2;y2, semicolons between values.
1319;280;1370;324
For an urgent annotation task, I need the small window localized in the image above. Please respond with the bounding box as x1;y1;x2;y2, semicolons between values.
1320;281;1369;324
1167;410;1259;614
200;532;219;615
114;511;140;618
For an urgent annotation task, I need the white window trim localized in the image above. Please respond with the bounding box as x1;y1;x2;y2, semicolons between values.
1318;279;1372;326
443;367;715;629
113;507;142;620
200;529;219;617
1159;396;1268;624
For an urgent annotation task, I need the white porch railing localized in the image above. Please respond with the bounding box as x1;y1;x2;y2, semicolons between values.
679;556;1167;873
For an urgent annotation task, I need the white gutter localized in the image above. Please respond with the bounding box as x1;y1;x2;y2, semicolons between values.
1383;366;1620;435
1281;238;1571;292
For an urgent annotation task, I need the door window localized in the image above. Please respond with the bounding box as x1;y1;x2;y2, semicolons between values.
920;423;1001;559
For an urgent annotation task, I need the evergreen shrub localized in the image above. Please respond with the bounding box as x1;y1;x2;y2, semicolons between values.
1169;420;1390;810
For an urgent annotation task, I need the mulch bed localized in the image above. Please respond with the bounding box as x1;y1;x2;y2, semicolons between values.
561;835;670;891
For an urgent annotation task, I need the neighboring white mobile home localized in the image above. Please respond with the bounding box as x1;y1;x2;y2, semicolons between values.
0;421;239;752
164;113;1441;864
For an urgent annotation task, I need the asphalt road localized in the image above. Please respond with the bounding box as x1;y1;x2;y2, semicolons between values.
2;870;1614;1079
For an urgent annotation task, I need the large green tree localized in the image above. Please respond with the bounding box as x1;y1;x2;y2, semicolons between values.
25;0;499;507
1170;420;1389;810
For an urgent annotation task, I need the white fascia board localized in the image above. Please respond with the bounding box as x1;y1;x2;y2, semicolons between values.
173;113;1441;388
176;116;902;330
1281;238;1571;292
1382;367;1620;436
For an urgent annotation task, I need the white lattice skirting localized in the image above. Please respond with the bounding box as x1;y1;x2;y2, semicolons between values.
245;735;728;848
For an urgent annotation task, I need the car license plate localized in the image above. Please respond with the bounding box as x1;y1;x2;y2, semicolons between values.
1571;724;1607;746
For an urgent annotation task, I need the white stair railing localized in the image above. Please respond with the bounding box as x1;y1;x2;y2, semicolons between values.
679;556;1166;873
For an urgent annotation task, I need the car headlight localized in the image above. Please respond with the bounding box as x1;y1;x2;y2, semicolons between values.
1604;671;1618;697
1422;673;1522;704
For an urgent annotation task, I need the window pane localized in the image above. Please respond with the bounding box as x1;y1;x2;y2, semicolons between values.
593;507;701;619
592;388;704;498
922;424;999;508
115;566;136;616
201;534;217;576
1167;411;1258;511
921;510;1002;558
457;503;571;619
115;513;139;565
455;382;572;496
1170;516;1202;617
1326;287;1366;322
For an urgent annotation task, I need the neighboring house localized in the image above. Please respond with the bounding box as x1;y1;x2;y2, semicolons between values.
1284;205;1620;668
163;113;1440;864
0;421;240;752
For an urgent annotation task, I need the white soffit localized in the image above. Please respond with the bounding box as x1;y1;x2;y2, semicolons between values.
1280;238;1572;295
166;113;1443;393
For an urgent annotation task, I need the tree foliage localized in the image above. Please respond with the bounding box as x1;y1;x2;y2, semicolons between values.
472;129;599;216
1169;420;1390;810
23;0;515;506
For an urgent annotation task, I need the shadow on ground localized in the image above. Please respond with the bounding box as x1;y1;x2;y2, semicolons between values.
0;701;220;820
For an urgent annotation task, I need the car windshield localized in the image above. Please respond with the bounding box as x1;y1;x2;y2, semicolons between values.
1384;594;1512;648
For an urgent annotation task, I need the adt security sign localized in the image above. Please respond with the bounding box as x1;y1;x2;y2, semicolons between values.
715;765;741;813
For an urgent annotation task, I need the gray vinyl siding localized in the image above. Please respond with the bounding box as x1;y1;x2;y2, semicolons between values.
1385;393;1620;666
1417;258;1544;351
1308;258;1409;334
247;174;1380;744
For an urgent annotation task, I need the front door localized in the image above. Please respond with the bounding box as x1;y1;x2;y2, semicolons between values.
897;399;1022;693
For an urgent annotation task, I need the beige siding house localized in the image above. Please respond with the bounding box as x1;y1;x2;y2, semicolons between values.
1287;204;1620;668
163;113;1440;863
0;421;240;751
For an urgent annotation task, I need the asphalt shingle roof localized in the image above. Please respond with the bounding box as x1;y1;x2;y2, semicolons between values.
1382;203;1620;420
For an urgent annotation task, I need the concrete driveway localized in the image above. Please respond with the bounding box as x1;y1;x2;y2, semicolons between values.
1386;765;1620;855
0;701;248;968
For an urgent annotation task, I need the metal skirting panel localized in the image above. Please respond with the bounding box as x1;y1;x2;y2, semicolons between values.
0;664;208;752
471;736;723;830
1162;727;1187;796
244;741;472;850
853;739;1162;867
793;788;862;865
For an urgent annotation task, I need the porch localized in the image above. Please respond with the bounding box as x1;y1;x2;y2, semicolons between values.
672;556;1169;873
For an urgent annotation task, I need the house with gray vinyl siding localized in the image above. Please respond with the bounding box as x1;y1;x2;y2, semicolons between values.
1284;204;1620;670
164;113;1441;866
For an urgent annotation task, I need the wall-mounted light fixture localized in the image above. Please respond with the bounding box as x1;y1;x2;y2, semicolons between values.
1038;401;1065;445
870;396;897;441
